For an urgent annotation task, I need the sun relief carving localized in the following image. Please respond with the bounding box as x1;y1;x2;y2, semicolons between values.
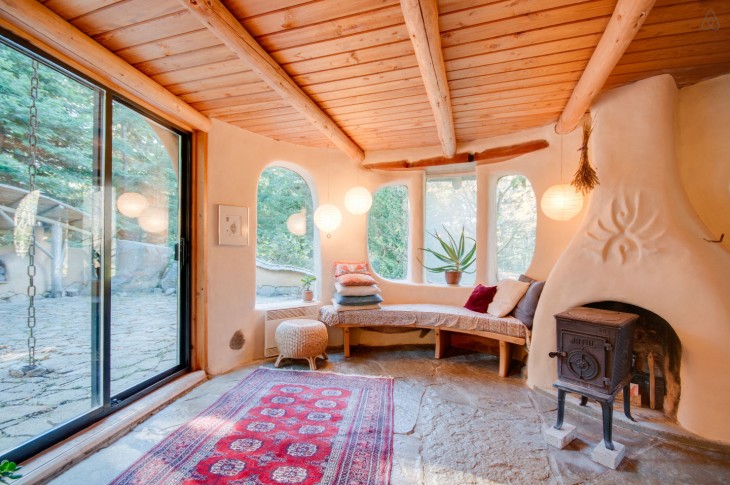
586;193;666;264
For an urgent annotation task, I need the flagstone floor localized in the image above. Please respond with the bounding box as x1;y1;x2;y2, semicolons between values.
50;347;730;484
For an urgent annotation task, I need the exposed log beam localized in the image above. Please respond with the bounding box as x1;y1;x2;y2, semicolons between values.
473;140;550;165
179;0;365;162
0;0;211;132
400;0;456;157
555;0;656;134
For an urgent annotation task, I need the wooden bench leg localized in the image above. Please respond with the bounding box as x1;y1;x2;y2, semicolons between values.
499;340;511;377
435;328;448;359
343;327;351;358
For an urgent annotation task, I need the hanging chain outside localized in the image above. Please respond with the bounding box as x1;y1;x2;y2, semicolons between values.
26;59;39;369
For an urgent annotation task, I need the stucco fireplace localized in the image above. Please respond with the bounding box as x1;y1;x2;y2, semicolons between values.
528;75;730;444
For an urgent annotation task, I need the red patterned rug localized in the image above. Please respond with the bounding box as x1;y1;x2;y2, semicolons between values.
110;368;394;484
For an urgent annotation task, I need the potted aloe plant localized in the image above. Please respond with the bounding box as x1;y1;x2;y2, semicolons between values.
0;460;21;484
419;226;476;285
300;275;316;302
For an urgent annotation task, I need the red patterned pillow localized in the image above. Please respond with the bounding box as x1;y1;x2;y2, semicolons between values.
336;273;377;287
464;284;498;313
334;261;371;277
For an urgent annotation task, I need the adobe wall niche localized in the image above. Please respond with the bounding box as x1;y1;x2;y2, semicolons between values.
527;75;730;444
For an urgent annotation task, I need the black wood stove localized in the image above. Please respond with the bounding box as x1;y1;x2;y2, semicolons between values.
549;306;638;449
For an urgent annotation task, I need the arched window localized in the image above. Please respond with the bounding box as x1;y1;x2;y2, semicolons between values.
367;185;408;280
256;166;314;304
496;175;537;280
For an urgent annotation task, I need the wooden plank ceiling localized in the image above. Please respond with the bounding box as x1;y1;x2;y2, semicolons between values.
39;0;730;153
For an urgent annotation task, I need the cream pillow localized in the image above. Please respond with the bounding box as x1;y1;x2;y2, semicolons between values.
487;279;531;317
335;282;381;296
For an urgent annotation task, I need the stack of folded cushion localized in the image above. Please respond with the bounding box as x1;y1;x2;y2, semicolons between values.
332;262;383;311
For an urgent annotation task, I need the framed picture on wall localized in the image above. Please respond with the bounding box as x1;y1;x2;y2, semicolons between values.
219;205;249;246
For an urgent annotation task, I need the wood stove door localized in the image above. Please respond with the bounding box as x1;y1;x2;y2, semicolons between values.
559;330;608;391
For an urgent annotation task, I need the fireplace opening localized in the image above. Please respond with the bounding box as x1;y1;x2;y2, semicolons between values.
586;301;681;420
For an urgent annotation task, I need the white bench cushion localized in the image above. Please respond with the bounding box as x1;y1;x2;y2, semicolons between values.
319;303;527;339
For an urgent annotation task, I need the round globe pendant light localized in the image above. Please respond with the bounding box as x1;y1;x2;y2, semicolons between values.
540;184;584;221
117;192;149;218
344;186;372;214
313;204;342;233
138;207;169;233
286;208;307;236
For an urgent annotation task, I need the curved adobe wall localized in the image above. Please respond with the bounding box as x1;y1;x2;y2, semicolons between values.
527;75;730;443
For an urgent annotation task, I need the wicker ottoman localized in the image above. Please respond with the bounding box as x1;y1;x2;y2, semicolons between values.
274;319;329;370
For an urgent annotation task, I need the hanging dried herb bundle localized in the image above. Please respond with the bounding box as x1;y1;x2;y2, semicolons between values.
571;117;599;195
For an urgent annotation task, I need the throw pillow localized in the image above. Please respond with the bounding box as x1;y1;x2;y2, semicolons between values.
333;293;384;306
336;273;377;286
512;281;545;329
487;279;531;317
334;261;371;277
335;282;381;296
464;284;498;313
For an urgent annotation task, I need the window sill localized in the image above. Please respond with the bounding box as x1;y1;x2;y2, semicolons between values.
255;300;320;311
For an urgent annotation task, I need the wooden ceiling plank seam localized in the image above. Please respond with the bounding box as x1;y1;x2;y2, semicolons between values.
308;76;427;103
323;94;428;116
400;0;456;156
169;70;261;96
440;0;616;51
556;0;657;134
71;0;184;37
191;89;288;111
179;0;365;161
333;105;437;124
449;71;584;99
255;4;405;53
447;50;594;83
116;29;221;65
291;53;419;86
213;106;300;123
318;86;431;110
449;62;588;92
232;0;401;37
43;0;121;22
92;8;204;52
224;1;323;21
134;44;238;77
151;58;252;87
0;0;210;132
299;66;424;95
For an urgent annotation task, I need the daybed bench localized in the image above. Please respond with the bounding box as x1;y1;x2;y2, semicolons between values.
319;303;530;377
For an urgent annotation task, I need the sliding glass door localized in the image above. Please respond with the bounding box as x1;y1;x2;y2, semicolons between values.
0;33;190;463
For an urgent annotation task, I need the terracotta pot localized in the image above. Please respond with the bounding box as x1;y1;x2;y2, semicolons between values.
444;271;462;285
302;290;314;302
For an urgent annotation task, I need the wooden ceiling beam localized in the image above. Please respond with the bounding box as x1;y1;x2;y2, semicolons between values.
400;0;456;157
364;140;548;171
178;0;364;162
555;0;656;134
0;0;211;132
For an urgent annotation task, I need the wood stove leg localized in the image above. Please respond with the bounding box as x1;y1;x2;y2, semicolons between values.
555;389;567;430
343;328;351;358
579;396;589;406
600;400;615;450
623;383;636;421
498;340;510;377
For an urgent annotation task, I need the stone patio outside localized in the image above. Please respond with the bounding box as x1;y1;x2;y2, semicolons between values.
0;293;178;453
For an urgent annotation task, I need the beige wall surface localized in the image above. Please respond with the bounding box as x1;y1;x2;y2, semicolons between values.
205;116;586;373
677;74;730;253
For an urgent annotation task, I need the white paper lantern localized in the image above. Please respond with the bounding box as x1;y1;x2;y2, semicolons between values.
117;192;149;218
540;184;584;221
286;208;307;236
313;204;342;232
138;207;169;233
344;186;372;214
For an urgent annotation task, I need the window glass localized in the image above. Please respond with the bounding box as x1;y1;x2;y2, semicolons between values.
424;175;477;285
496;175;537;280
256;167;314;304
367;185;408;280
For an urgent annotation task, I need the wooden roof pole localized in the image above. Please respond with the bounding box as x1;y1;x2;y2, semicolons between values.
400;0;456;157
0;0;211;132
555;0;656;134
179;0;365;162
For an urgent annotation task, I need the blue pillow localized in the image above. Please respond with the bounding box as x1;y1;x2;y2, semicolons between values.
333;293;384;306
